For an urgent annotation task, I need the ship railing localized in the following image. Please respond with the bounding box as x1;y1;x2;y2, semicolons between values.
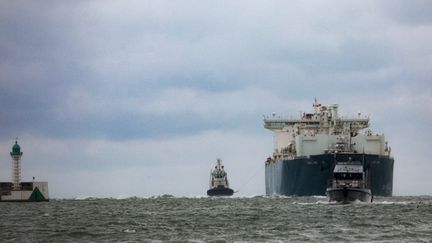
265;152;301;165
1;190;11;196
282;153;295;159
270;152;295;160
328;179;366;188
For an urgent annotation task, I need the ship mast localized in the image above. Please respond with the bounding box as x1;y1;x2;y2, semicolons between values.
313;98;321;113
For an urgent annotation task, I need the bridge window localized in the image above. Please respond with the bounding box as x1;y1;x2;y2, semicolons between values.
334;173;363;180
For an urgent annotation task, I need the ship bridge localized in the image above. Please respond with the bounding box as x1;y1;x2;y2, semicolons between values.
264;114;370;134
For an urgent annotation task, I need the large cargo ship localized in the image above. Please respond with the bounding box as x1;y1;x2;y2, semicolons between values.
264;100;394;196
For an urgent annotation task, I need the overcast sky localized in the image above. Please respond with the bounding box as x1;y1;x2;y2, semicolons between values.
0;1;431;198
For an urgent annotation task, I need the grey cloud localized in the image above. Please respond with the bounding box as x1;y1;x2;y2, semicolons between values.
1;0;431;141
378;0;432;25
0;1;431;196
265;39;393;74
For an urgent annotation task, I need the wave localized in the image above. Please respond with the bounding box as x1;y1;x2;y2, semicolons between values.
373;201;412;205
59;195;294;200
292;201;331;205
231;194;267;198
53;195;431;203
123;229;136;233
73;196;100;200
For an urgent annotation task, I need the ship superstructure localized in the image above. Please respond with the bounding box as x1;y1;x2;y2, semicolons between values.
264;100;394;196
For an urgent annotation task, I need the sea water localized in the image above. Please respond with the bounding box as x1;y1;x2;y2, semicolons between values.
0;196;431;242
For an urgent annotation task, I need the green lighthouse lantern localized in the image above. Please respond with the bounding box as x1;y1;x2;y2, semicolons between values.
11;140;23;156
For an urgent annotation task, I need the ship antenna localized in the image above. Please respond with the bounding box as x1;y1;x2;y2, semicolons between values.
216;158;222;169
349;123;352;152
313;98;321;113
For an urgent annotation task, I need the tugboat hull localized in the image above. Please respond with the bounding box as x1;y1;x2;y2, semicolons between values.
207;186;234;196
326;188;372;203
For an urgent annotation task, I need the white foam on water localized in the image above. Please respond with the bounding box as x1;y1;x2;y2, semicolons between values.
114;195;132;200
292;201;328;205
186;240;205;243
315;200;334;205
74;195;97;200
231;194;267;198
268;194;292;199
374;201;411;205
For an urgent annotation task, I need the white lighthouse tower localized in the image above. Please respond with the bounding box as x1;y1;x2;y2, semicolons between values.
10;139;23;190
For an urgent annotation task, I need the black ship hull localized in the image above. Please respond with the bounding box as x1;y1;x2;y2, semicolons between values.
265;153;394;196
207;186;234;196
326;188;372;203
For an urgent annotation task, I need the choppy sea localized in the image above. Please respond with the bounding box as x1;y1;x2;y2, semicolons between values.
0;196;431;242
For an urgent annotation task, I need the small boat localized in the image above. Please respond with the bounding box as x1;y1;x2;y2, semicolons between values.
326;159;372;203
207;159;234;196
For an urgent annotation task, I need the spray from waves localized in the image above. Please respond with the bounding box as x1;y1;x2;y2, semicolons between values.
231;194;268;199
123;229;136;233
54;195;432;207
292;201;331;205
68;194;272;200
374;201;414;205
267;194;293;199
65;194;307;201
73;196;100;200
69;194;175;200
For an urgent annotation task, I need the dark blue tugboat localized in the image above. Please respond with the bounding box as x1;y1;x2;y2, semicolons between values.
326;159;372;203
207;159;234;196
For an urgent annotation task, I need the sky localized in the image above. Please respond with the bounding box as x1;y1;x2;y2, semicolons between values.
0;0;431;198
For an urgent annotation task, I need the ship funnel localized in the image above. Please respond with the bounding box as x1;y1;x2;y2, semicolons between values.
330;104;338;120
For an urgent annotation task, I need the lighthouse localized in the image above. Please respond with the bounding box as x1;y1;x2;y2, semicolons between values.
10;140;23;190
0;139;49;202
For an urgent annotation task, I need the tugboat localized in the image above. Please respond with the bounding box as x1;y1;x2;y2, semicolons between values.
207;159;234;196
326;158;372;203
